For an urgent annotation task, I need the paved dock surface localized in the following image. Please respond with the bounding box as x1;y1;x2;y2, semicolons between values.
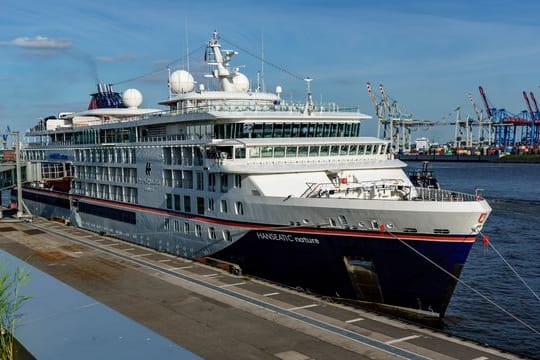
0;218;525;360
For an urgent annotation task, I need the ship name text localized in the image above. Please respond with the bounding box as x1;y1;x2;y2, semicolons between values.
256;232;320;245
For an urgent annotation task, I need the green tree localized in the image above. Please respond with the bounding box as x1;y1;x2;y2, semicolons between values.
0;266;30;360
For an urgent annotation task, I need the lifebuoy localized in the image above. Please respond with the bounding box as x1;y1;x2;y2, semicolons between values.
477;213;487;224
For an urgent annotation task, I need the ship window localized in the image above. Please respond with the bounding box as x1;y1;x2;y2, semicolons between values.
299;123;308;137
291;123;300;137
329;123;338;137
285;146;297;157
308;146;319;157
164;218;170;231
249;147;261;158
263;123;273;138
234;147;246;159
234;175;242;188
208;198;215;211
174;220;180;232
315;123;324;137
338;215;348;225
366;145;373;154
184;196;191;213
195;224;202;237
274;146;285;158
358;145;365;155
329;218;337;227
166;194;172;209
330;145;339;156
183;222;190;234
252;123;263;138
197;197;205;215
307;123;316;137
174;195;181;210
349;145;358;155
209;227;217;240
403;228;417;233
298;146;308;157
221;200;228;213
196;172;204;190
274;123;284;137
208;173;215;192
340;145;349;155
261;146;273;158
223;230;232;242
235;201;244;215
319;146;329;156
283;123;292;137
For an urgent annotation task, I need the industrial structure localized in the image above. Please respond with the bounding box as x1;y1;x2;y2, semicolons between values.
366;82;434;153
478;86;540;149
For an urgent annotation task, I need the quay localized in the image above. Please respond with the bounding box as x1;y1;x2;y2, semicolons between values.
0;218;523;360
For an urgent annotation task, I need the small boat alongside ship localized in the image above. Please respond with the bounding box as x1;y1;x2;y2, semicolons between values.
15;32;491;318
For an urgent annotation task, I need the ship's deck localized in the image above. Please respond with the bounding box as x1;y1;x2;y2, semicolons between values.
0;218;519;360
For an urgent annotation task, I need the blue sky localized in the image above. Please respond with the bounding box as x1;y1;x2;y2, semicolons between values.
1;0;540;142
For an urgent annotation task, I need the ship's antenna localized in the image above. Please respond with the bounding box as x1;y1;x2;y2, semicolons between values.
167;67;172;100
261;30;265;92
185;21;190;72
304;77;313;115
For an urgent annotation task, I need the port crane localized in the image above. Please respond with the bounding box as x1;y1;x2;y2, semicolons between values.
365;82;434;153
478;86;540;148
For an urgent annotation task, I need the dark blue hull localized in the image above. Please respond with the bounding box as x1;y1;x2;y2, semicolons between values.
214;229;474;317
16;188;475;317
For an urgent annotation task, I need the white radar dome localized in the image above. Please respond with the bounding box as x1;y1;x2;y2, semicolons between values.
122;88;143;108
232;72;249;92
170;70;195;94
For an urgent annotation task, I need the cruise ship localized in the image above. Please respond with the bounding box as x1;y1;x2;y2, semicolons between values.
18;32;491;318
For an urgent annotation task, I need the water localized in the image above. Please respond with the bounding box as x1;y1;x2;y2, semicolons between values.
407;162;540;359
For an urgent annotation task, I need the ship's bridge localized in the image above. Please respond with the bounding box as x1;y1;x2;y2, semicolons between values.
204;136;397;174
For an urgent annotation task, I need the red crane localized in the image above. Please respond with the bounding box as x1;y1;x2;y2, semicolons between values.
478;86;492;118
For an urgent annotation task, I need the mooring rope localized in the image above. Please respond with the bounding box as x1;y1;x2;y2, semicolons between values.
382;228;540;337
480;231;540;302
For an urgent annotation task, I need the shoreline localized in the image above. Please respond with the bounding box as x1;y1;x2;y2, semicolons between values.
397;154;540;163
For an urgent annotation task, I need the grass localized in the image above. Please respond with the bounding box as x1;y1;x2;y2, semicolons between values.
0;266;30;360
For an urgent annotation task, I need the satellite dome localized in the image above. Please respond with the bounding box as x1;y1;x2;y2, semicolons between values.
122;88;143;108
232;72;249;92
170;70;195;94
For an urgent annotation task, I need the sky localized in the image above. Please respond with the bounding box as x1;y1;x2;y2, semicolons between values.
1;0;540;142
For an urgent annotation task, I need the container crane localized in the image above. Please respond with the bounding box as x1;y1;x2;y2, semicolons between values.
365;83;434;153
468;93;491;145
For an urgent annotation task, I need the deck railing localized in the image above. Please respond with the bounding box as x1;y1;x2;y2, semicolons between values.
301;182;480;202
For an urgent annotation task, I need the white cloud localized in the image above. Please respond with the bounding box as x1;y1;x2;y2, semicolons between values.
1;36;71;49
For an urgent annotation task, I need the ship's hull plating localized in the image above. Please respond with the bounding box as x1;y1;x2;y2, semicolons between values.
18;189;474;317
213;229;473;316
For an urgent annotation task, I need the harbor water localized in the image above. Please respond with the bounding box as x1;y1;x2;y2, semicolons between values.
408;162;540;359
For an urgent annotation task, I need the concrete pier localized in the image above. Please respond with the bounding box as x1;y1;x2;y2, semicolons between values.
0;218;523;359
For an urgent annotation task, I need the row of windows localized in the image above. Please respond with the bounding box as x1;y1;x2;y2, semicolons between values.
162;172;241;194
74;148;136;164
24;150;46;161
165;194;244;216
162;146;204;166
72;182;138;204
72;128;136;145
75;166;137;184
20;190;70;209
244;143;386;159
163;218;232;242
78;202;136;224
214;122;360;139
